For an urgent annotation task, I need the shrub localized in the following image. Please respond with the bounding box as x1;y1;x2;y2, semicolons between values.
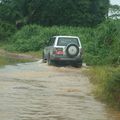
89;66;120;108
85;20;120;65
105;68;120;107
95;20;120;65
0;20;16;41
9;25;88;52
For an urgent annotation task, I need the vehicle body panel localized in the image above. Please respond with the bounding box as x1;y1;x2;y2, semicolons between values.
43;36;83;66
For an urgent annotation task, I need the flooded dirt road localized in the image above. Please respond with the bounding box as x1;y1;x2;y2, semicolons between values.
0;61;120;120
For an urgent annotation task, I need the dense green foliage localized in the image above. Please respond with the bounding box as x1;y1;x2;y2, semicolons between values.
106;69;120;107
0;0;109;26
85;20;120;65
0;20;16;41
7;20;120;65
89;67;120;108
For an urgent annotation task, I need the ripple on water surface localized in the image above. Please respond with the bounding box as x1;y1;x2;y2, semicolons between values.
0;62;120;120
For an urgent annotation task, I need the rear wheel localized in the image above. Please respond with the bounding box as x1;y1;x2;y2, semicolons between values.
47;55;54;65
42;52;46;63
71;60;82;68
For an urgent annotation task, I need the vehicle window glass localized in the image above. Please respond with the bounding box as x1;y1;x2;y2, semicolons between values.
57;37;79;46
49;37;56;46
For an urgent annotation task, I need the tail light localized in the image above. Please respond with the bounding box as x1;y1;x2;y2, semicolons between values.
53;48;64;55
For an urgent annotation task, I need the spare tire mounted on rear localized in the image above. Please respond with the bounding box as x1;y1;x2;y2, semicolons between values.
66;44;79;58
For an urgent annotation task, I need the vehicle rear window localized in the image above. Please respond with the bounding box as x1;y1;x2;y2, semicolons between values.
57;37;79;46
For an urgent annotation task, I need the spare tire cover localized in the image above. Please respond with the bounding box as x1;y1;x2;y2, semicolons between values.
66;44;79;58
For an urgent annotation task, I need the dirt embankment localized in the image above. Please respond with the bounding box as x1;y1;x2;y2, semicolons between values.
0;49;40;61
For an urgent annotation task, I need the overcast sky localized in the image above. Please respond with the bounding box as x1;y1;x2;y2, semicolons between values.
110;0;120;5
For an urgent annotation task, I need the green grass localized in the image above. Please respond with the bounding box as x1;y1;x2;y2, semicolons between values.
0;56;10;66
88;66;120;109
0;49;40;67
24;51;42;58
0;56;32;67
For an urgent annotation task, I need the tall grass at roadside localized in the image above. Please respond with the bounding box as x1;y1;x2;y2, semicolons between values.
0;56;10;66
89;66;120;109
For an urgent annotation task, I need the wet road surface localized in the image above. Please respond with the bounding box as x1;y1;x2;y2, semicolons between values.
0;61;120;120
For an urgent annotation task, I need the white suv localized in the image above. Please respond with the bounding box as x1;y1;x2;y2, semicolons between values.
43;36;83;67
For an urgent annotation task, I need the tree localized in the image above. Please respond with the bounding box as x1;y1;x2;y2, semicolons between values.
0;0;110;26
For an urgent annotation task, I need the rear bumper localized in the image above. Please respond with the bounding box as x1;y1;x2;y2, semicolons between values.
50;55;82;62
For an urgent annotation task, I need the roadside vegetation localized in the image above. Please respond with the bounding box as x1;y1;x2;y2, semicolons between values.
0;49;39;66
3;20;119;66
89;66;120;109
0;0;120;109
0;0;109;27
0;20;16;42
0;55;33;67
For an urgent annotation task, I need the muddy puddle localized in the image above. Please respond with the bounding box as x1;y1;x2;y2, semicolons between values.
0;61;120;120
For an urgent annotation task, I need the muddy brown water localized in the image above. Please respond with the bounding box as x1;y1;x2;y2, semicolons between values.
0;61;120;120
